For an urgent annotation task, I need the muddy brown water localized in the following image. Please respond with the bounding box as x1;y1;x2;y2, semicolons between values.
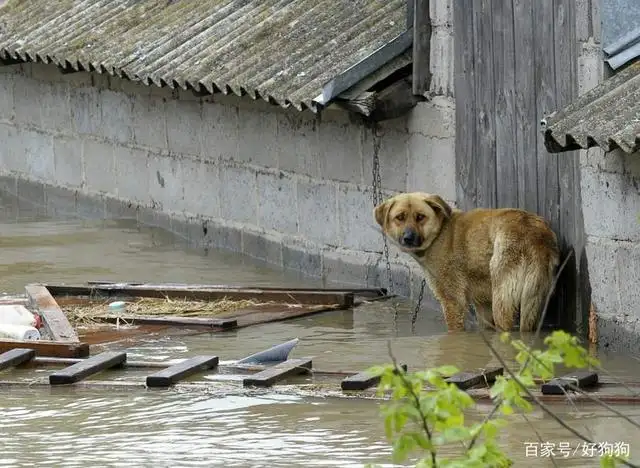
0;189;638;467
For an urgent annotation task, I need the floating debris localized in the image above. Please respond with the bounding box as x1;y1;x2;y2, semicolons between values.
64;296;270;328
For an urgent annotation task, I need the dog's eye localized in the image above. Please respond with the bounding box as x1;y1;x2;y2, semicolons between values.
416;214;426;222
395;213;406;222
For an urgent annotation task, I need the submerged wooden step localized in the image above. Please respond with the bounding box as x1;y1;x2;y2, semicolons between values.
146;355;220;388
49;351;127;385
0;339;90;358
341;364;408;391
541;370;599;395
0;348;36;371
243;358;312;388
446;367;504;390
95;315;238;330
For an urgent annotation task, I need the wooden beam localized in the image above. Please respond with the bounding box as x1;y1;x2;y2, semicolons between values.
243;358;312;388
412;0;432;95
341;364;408;391
541;370;599;395
49;351;127;385
0;339;89;358
369;78;424;121
45;284;355;307
446;367;504;390
94;315;237;330
85;282;387;298
25;284;79;342
0;348;36;371
146;355;219;387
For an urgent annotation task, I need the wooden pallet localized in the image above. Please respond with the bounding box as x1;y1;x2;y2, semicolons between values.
0;347;618;404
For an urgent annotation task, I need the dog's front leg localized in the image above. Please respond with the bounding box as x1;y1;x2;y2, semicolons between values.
440;299;466;332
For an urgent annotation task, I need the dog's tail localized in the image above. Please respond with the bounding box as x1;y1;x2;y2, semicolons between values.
519;247;572;332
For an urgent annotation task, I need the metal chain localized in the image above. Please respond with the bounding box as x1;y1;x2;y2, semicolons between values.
412;279;426;329
370;125;426;331
371;129;394;296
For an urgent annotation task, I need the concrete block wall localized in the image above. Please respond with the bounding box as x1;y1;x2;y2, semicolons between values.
0;1;455;312
575;1;640;351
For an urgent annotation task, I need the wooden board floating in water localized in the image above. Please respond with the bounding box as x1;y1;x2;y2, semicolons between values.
94;315;238;330
341;364;408;391
541;370;599;395
25;284;79;342
146;355;220;388
45;284;355;307
0;339;90;358
243;358;312;388
0;348;36;371
49;351;127;385
446;367;504;390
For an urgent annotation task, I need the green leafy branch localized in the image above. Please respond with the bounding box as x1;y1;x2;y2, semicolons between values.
367;330;635;468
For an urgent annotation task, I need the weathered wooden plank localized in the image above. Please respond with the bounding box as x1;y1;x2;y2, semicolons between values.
25;284;78;342
513;0;539;215
0;339;90;358
84;282;387;298
492;0;518;209
49;351;127;385
533;0;562;328
554;0;584;333
46;284;355;307
473;0;497;209
242;358;312;388
533;0;560;228
541;370;599;395
341;364;408;391
412;0;432;96
94;315;238;330
0;348;36;371
453;0;478;211
146;355;219;387
446;367;503;390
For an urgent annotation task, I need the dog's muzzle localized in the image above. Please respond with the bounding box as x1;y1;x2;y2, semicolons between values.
400;228;422;248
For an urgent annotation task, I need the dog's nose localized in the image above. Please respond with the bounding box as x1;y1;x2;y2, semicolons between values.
402;228;419;246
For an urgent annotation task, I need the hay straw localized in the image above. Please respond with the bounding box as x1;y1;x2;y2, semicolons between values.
65;296;268;327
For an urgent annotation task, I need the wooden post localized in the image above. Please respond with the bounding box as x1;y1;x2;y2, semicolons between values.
412;0;432;96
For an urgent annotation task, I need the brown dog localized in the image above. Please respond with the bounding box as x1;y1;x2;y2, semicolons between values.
374;192;560;332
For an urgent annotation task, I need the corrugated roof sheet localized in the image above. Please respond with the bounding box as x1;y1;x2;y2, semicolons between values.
543;60;640;154
0;0;407;111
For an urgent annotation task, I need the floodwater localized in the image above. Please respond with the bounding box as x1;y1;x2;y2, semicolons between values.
0;188;639;467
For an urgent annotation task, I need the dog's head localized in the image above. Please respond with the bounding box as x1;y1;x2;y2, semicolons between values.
373;192;452;253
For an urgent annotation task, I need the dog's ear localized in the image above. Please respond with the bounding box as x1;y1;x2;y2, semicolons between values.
373;199;396;227
422;194;452;219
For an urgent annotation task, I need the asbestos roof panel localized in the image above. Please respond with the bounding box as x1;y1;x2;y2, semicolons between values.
543;60;640;154
0;0;406;111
